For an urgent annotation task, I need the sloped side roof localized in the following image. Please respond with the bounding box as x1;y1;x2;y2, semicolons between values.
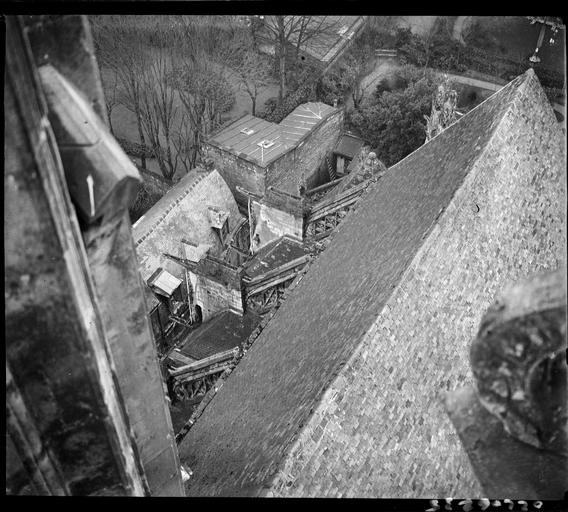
178;310;261;361
279;102;337;145
134;170;242;282
178;72;533;496
243;236;310;280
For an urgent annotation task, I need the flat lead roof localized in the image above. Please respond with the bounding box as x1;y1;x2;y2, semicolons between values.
208;102;337;167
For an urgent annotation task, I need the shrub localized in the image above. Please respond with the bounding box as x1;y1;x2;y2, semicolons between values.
347;65;440;167
374;78;391;99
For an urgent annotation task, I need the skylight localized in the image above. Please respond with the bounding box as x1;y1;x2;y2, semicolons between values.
257;140;275;149
241;128;255;135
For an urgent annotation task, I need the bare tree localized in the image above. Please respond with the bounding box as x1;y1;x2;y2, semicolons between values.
232;49;272;116
261;15;343;104
172;111;196;177
172;17;239;166
91;15;150;170
104;71;120;136
138;54;181;181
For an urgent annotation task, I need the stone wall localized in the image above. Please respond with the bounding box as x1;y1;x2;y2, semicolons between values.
190;272;244;322
267;72;566;497
203;145;266;206
293;109;344;189
251;200;304;253
267;109;345;193
5;17;146;495
205;109;344;205
6;15;184;496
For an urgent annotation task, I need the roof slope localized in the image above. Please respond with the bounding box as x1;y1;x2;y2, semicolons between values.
178;310;260;361
178;71;537;496
243;236;310;280
133;170;241;282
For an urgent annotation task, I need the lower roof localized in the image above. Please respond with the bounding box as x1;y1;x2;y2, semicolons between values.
177;310;261;361
243;236;310;280
333;132;364;159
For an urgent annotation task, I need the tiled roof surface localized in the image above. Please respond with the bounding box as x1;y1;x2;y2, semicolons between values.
178;310;261;361
178;72;534;496
243;237;310;280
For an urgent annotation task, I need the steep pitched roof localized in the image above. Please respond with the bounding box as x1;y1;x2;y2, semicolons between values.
133;170;242;282
178;70;548;496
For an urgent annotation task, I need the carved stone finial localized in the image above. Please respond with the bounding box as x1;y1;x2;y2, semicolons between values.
425;77;458;143
470;269;567;454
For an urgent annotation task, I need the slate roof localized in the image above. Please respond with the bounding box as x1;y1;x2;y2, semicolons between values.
243;236;310;280
207;102;338;169
178;71;541;496
177;310;261;361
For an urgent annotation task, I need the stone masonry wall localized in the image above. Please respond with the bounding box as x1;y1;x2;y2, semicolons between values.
267;110;345;193
251;201;304;253
294;109;344;189
191;272;244;322
206;109;344;205
268;74;566;497
204;145;266;206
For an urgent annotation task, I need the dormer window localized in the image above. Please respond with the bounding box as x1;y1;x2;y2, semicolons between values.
211;218;229;245
240;128;255;135
257;140;275;149
207;206;230;245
